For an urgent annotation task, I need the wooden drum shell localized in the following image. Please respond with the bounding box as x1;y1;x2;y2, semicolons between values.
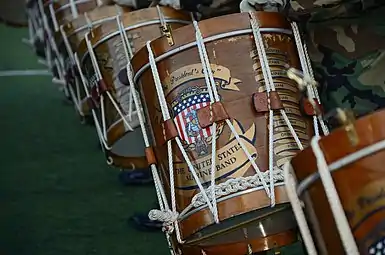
132;12;312;250
56;5;132;117
291;109;385;254
77;7;191;169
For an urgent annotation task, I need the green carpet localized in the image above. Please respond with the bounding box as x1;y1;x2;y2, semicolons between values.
0;24;168;255
0;24;305;255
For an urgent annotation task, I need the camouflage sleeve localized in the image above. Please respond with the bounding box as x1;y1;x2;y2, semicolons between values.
288;2;385;118
288;0;385;23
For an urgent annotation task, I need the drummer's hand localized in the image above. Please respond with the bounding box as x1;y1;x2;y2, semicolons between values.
240;0;288;12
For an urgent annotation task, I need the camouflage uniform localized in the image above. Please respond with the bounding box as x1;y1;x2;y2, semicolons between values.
288;0;385;117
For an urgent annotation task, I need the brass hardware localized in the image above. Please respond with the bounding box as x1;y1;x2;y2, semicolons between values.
336;108;359;146
160;24;174;46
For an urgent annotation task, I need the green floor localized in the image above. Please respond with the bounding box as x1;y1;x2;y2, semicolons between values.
0;24;168;255
0;24;305;255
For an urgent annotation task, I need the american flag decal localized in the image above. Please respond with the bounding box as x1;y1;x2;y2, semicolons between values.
173;92;212;144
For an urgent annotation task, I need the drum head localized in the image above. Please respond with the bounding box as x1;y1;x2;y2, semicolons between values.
110;122;146;158
0;0;28;27
101;100;145;158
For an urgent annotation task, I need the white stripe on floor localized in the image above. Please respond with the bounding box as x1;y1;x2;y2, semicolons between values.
0;69;51;77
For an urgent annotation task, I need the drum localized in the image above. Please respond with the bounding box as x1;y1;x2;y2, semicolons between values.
26;0;46;57
131;11;324;253
58;5;132;121
284;108;385;255
77;6;191;169
28;0;68;90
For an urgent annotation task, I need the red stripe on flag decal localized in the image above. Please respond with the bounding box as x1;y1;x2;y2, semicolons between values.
175;114;185;141
173;102;213;144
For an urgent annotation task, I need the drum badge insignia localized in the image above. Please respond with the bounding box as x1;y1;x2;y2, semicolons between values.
173;89;212;156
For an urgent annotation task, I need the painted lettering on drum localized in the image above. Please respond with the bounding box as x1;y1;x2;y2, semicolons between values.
250;34;307;168
259;81;299;93
82;56;98;90
174;120;257;190
343;180;385;254
345;180;385;227
109;37;133;124
252;58;288;70
92;37;137;132
163;63;242;95
161;63;261;190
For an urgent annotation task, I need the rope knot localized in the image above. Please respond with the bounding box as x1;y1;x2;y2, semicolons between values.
148;209;179;226
148;209;179;234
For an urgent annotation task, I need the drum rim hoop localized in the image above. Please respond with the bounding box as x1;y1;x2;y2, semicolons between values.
296;138;385;197
293;109;385;196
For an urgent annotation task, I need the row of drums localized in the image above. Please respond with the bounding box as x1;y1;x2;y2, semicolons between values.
25;0;385;254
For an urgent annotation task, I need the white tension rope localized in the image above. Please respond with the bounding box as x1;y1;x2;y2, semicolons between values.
290;22;329;136
60;24;85;117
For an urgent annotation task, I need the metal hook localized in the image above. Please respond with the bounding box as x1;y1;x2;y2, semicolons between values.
156;5;174;46
107;156;113;165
